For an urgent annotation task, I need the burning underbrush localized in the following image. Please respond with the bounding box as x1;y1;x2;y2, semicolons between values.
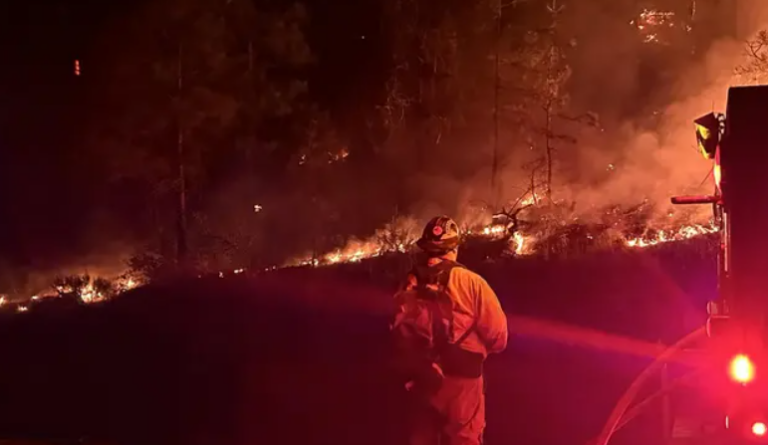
0;273;142;313
285;197;718;267
0;196;719;313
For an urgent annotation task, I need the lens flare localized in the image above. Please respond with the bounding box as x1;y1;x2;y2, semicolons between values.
730;354;755;384
714;163;721;190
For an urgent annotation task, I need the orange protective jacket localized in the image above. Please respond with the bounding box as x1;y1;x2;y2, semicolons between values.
400;261;508;358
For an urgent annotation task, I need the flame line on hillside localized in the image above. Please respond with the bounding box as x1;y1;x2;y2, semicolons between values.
0;216;719;312
287;220;719;268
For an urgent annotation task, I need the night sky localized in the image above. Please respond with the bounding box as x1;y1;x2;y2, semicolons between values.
0;0;107;266
0;0;383;269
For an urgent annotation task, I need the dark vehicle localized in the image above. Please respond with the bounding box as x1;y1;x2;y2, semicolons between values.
700;85;768;444
597;85;768;445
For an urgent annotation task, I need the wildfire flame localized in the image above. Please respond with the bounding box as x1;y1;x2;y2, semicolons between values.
625;222;718;247
274;187;718;268
52;275;141;304
514;232;528;255
3;191;721;314
283;218;718;268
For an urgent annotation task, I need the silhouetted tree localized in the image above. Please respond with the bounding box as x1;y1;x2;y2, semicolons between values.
737;30;768;83
88;0;314;271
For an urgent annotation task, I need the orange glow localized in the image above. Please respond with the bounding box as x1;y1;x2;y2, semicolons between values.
284;214;717;266
714;163;721;190
730;354;755;383
74;59;80;76
714;148;721;190
753;422;767;436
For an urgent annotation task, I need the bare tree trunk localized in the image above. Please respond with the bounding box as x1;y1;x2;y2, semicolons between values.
491;0;502;206
544;0;561;202
248;40;254;73
545;99;553;199
176;42;188;266
247;40;256;183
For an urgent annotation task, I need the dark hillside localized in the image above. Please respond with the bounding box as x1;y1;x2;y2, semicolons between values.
0;238;717;445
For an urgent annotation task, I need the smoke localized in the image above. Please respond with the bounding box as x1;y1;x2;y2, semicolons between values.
738;0;768;38
393;0;768;236
114;0;768;269
487;0;768;226
29;0;768;278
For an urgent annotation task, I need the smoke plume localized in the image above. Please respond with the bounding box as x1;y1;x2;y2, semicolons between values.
491;0;768;226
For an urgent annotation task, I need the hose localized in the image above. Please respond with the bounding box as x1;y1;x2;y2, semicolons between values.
593;326;707;445
614;368;704;433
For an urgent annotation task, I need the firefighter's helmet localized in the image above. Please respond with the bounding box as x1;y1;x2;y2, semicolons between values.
416;216;461;254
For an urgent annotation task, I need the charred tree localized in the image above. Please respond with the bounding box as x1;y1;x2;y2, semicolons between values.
176;42;188;266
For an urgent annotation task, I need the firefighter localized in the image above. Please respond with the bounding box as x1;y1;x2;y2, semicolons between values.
393;215;508;445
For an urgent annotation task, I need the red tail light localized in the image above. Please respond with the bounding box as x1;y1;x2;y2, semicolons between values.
730;354;755;384
753;422;767;436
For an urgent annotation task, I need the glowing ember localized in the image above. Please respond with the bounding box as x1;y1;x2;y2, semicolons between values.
483;225;506;236
630;8;684;45
644;34;660;44
633;9;675;28
329;147;349;163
